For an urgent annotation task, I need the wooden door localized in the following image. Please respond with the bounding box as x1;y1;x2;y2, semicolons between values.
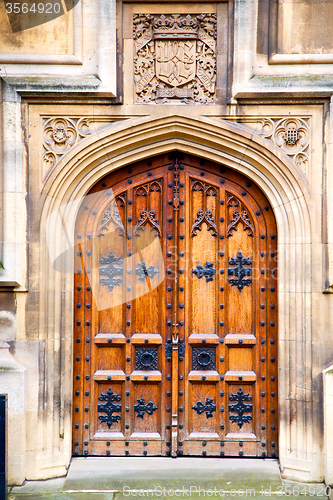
73;153;278;458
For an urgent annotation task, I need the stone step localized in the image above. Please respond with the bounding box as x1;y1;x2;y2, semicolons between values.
10;458;331;500
64;458;282;493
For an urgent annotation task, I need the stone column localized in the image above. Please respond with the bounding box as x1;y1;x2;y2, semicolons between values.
323;364;333;486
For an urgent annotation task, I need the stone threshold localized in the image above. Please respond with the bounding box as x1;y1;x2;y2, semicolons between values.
9;458;331;500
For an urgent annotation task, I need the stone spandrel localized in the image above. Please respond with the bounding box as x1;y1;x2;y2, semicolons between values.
133;14;217;104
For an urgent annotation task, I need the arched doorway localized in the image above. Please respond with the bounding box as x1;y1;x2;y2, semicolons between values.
72;152;278;458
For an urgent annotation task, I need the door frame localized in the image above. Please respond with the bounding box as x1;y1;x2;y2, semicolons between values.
38;115;316;481
72;154;278;458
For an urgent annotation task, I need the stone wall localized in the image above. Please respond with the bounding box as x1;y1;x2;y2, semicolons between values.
0;0;333;485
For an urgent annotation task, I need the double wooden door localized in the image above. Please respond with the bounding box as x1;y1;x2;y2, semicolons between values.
73;153;278;458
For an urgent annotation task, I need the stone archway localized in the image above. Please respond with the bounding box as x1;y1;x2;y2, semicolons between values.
37;115;315;481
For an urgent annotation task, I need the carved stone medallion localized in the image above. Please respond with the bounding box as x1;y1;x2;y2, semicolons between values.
133;14;217;104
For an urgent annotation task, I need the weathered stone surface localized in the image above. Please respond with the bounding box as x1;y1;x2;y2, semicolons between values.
1;0;333;488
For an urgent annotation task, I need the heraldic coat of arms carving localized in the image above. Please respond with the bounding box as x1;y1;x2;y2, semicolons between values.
133;14;217;104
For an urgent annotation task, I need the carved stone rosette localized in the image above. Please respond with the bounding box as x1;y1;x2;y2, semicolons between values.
133;13;217;104
231;117;310;172
43;117;92;170
42;117;115;175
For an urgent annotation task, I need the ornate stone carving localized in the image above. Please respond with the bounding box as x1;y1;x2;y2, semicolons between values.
133;14;217;104
229;117;310;171
42;117;115;173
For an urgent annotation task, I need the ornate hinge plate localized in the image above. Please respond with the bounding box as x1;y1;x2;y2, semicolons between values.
228;251;252;291
134;398;158;418
97;388;122;428
228;387;253;428
192;262;216;283
192;397;216;418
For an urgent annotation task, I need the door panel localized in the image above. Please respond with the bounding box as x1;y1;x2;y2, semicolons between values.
73;153;278;458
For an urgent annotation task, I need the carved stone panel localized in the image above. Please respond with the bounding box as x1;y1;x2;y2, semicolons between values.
42;117;116;174
133;14;217;104
226;117;310;174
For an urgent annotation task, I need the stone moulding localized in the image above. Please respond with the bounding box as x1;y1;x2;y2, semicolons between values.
223;117;310;176
322;364;333;486
42;116;119;178
37;114;318;483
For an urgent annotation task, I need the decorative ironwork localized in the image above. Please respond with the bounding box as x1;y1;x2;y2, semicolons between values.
134;210;161;237
228;252;252;291
192;262;216;283
192;347;216;370
133;13;217;104
227;209;254;237
99;251;123;292
98;388;122;428
165;341;172;360
178;339;185;361
136;261;159;282
135;347;158;371
191;209;218;237
228;388;253;428
192;397;216;418
173;159;180;210
134;398;158;419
